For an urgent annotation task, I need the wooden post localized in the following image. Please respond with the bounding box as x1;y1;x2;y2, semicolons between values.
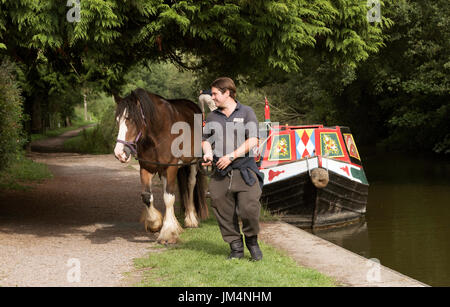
83;91;88;122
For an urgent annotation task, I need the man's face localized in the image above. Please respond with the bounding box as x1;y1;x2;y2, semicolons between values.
211;87;229;108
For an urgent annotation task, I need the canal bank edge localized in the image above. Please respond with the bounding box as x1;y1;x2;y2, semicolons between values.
259;221;428;287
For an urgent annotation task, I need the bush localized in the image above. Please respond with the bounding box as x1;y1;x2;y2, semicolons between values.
0;60;27;171
63;103;117;154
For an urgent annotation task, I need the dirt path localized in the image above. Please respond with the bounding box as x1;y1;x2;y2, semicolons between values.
0;133;164;286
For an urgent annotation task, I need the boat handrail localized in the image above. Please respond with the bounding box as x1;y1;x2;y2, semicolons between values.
272;124;324;130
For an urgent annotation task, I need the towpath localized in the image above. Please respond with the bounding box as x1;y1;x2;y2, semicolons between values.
0;127;162;286
0;126;426;287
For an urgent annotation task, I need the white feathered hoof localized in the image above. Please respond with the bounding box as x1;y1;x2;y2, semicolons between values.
156;192;183;244
157;221;182;245
140;206;163;232
184;212;199;228
310;168;329;188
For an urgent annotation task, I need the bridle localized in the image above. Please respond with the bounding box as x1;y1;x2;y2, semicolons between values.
116;95;146;157
116;130;142;157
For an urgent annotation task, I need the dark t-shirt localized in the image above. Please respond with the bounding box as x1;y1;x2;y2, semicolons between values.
202;101;259;157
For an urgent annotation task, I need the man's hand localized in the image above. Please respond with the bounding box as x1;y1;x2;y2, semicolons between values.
202;153;213;167
216;155;233;170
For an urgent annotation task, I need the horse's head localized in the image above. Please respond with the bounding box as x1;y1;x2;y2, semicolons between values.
113;91;146;163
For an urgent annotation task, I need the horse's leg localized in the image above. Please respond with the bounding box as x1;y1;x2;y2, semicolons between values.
157;166;183;244
184;164;199;228
139;168;163;232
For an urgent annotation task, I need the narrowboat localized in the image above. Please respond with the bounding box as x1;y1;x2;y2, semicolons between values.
257;103;369;229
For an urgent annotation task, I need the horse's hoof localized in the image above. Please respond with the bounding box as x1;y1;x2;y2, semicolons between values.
184;221;199;228
157;239;175;245
184;216;199;228
140;208;163;232
157;236;178;245
146;224;162;233
167;238;178;244
144;220;162;233
157;239;177;245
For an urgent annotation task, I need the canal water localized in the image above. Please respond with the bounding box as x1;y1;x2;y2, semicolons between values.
310;152;450;286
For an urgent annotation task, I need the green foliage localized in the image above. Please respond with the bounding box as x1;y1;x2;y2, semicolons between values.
1;0;387;136
122;62;198;100
0;154;53;191
236;0;449;155
63;104;117;154
0;60;27;170
85;92;115;120
0;0;389;92
335;0;450;153
12;0;450;155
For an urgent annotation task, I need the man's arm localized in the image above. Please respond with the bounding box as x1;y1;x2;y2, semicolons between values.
227;137;258;160
216;137;258;170
202;140;213;166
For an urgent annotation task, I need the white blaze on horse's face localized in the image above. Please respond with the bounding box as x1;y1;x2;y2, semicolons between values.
114;109;131;163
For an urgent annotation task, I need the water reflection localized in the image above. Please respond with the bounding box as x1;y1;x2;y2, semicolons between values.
309;152;450;286
309;219;370;258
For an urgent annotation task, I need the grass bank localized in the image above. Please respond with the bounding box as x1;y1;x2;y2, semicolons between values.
31;120;95;142
62;106;116;154
62;125;113;154
0;154;52;190
133;216;335;287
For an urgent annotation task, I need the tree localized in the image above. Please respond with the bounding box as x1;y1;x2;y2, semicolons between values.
240;0;449;155
334;0;450;153
0;0;391;134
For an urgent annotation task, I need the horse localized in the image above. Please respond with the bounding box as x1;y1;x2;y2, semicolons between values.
113;88;208;244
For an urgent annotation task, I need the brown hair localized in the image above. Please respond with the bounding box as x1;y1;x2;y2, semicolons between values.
211;77;236;99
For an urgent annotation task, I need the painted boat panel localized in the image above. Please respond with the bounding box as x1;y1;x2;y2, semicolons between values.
258;125;369;229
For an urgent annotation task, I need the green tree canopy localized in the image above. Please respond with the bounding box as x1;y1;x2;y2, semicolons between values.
1;0;391;90
0;0;392;135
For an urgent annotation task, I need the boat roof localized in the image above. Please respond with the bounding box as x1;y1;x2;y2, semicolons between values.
257;124;363;169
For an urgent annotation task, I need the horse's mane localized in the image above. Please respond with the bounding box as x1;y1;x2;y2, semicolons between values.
115;88;159;129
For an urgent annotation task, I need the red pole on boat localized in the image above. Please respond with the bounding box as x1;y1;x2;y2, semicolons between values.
264;96;271;122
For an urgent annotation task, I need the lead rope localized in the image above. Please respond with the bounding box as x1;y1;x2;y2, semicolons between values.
227;169;233;191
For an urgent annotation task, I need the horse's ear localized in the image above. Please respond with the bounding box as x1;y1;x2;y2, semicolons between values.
113;93;122;104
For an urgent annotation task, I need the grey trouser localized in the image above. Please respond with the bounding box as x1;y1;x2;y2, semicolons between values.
209;169;262;243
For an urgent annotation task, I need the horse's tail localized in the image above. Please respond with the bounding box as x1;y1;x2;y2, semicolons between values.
177;164;209;220
194;169;209;219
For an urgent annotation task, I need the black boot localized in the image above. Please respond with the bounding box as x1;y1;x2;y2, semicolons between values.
245;235;263;261
227;237;244;260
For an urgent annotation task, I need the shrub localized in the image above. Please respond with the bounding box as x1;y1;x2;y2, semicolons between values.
0;60;27;171
63;103;117;154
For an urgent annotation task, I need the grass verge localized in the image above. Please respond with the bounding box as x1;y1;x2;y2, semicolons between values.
63;124;115;154
62;126;110;154
0;154;53;190
133;216;335;287
31;120;95;142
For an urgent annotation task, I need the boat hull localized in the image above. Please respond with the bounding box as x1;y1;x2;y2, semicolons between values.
261;168;368;229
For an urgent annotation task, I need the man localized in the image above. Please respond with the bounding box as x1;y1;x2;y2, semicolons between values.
202;77;264;261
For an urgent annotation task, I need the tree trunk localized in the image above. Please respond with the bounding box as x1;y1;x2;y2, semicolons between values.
84;92;88;121
31;98;42;133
